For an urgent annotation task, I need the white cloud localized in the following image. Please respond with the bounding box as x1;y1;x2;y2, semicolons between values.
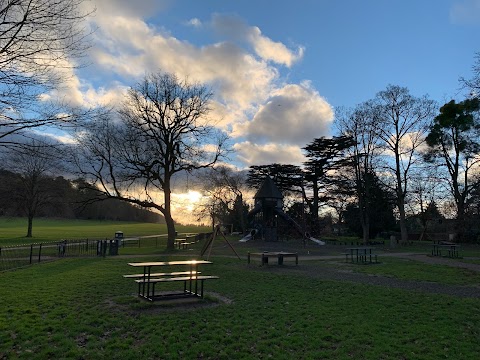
62;4;335;169
90;0;169;19
234;141;306;166
89;15;278;111
211;14;304;67
450;0;480;25
248;26;304;67
237;82;334;145
185;18;202;28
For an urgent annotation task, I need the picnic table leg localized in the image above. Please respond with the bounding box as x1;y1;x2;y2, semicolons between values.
248;252;251;264
295;254;298;265
151;283;156;301
278;254;284;265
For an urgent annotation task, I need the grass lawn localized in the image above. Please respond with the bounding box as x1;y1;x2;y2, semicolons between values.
1;254;479;359
0;217;209;246
346;256;480;285
1;220;479;359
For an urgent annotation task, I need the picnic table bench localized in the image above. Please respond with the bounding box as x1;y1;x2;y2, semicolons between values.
124;260;218;301
248;252;298;266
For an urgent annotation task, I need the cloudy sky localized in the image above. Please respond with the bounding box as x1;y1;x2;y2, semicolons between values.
51;0;479;170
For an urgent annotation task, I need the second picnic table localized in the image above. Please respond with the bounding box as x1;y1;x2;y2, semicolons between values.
248;251;298;265
344;247;378;264
431;242;460;258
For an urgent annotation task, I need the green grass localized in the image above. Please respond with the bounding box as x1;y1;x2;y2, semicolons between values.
1;256;479;359
0;217;209;246
1;221;480;358
346;256;480;285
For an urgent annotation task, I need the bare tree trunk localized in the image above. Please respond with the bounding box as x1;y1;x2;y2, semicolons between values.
398;200;408;244
362;221;369;244
26;213;33;238
164;184;176;251
358;196;370;244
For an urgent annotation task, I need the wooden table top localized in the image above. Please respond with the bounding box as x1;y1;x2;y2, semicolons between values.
128;260;212;267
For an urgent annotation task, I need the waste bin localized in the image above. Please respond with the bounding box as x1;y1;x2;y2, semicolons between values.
109;239;119;256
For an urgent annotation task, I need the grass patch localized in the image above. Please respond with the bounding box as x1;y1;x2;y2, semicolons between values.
0;217;209;245
346;256;480;285
1;256;479;359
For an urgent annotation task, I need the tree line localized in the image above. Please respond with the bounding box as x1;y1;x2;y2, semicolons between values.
199;80;480;244
0;168;164;237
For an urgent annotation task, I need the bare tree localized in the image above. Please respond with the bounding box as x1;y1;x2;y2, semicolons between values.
72;72;228;250
460;52;480;98
2;140;63;237
0;0;94;147
374;85;436;244
196;166;247;232
335;102;382;242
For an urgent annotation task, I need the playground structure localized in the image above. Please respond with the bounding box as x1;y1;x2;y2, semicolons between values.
241;177;325;245
201;224;241;260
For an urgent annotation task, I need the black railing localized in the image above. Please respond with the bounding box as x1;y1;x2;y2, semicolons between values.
0;232;206;272
0;238;116;272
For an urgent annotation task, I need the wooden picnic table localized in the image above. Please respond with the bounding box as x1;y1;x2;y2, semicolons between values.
248;252;298;266
125;260;218;301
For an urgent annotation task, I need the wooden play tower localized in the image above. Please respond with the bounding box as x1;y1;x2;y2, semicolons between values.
249;177;283;242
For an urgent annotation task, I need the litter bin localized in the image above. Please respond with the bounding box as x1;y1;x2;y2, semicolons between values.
109;239;119;256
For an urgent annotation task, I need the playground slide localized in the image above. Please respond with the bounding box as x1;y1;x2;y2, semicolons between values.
239;234;251;242
309;237;326;245
239;229;257;242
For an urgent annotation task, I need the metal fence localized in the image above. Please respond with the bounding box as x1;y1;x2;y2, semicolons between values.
0;232;209;272
0;238;117;272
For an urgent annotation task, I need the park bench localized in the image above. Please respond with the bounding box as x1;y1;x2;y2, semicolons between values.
123;271;201;278
134;275;218;299
248;252;298;266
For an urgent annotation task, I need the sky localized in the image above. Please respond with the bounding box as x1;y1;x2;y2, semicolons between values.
35;0;480;221
50;0;479;169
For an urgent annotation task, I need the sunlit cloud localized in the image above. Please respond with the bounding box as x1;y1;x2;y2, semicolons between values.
211;14;304;67
235;82;334;145
234;141;306;166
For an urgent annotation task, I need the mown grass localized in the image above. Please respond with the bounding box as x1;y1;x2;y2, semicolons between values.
345;256;480;285
0;217;209;246
1;220;480;358
1;255;479;359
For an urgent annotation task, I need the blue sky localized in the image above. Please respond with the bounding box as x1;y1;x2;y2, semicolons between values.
51;0;479;168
